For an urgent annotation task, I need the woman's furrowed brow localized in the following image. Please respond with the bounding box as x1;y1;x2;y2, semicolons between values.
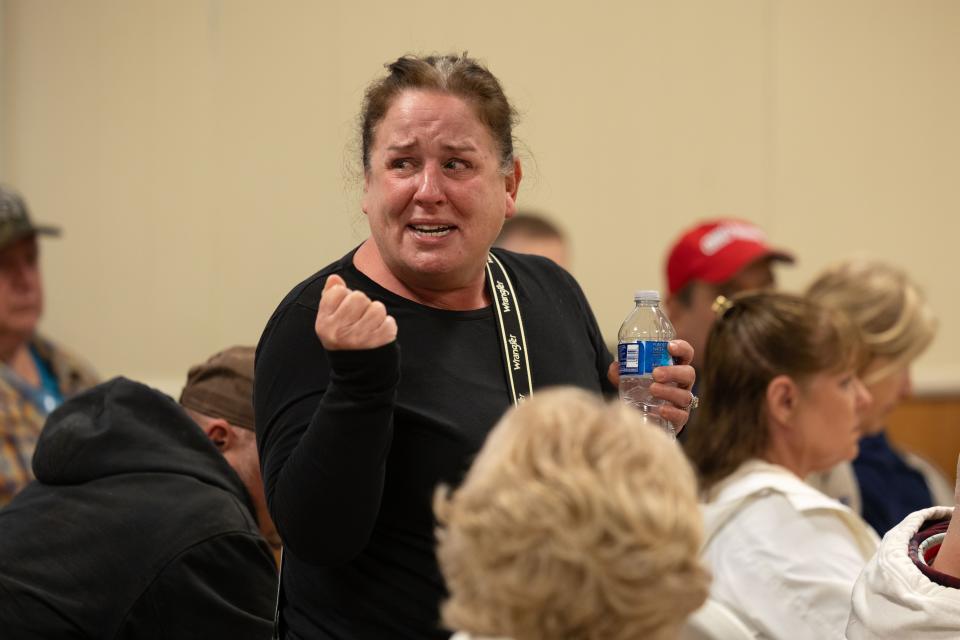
440;142;478;153
386;141;417;152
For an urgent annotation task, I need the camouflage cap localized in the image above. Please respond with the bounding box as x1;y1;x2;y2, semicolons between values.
0;185;61;251
179;346;255;431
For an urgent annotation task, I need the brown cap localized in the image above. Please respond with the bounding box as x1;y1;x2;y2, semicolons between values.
179;346;255;431
0;185;61;251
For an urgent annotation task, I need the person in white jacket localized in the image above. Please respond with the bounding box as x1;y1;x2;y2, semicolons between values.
435;387;710;640
684;291;879;640
847;453;960;639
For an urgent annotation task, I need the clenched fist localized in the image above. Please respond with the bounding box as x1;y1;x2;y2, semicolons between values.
315;275;397;351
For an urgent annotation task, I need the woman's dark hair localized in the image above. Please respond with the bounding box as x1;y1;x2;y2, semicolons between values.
360;53;517;172
684;291;863;492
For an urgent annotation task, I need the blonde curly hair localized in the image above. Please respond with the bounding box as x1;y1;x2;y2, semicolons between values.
435;388;709;640
806;258;936;384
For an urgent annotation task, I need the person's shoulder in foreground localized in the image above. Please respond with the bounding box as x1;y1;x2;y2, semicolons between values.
848;453;960;640
0;347;278;640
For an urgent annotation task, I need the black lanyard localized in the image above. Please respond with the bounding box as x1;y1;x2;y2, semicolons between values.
485;252;533;406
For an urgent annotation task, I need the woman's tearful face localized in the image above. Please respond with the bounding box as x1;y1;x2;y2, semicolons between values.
361;90;520;291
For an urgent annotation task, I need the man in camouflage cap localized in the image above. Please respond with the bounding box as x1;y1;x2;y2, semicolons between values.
0;184;98;507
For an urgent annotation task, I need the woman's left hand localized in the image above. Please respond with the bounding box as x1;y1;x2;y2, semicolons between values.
606;339;697;433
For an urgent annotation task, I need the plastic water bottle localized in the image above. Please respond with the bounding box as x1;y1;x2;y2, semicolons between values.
618;290;676;437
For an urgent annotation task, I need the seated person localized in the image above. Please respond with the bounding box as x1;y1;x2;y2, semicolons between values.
494;211;571;270
663;218;794;375
0;184;99;506
684;292;879;639
806;259;952;536
435;387;709;640
0;346;279;639
847;451;960;639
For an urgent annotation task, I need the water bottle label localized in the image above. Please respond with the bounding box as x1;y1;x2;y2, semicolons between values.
618;340;671;375
618;342;642;375
645;340;672;371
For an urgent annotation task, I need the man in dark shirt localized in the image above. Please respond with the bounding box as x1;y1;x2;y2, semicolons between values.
0;346;279;639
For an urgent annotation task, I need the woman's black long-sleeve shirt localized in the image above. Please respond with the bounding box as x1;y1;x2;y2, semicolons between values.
254;248;614;639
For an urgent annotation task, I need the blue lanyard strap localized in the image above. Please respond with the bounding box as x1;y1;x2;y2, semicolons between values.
0;362;59;417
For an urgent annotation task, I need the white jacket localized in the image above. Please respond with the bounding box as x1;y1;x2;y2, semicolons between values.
701;460;879;640
847;505;959;639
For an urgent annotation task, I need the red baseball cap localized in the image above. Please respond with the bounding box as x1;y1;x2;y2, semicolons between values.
665;219;794;295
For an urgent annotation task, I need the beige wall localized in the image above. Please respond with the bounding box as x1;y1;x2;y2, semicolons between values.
2;0;958;395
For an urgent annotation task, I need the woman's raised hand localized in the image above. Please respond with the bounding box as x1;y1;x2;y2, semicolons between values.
315;275;398;351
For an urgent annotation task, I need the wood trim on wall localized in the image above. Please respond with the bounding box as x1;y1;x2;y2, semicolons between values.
886;396;960;486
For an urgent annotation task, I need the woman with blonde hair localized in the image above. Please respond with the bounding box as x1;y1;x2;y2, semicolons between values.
806;258;950;536
684;291;878;639
435;387;709;640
